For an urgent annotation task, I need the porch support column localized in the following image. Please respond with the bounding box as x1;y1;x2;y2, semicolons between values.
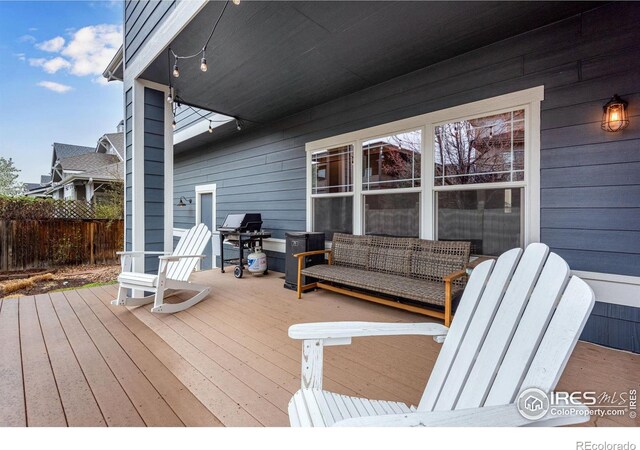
128;79;174;278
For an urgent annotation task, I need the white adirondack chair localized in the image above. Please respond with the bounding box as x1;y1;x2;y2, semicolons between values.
112;223;212;313
288;243;595;427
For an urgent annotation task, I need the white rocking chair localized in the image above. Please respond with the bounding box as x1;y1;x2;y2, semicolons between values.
112;223;212;313
288;243;595;427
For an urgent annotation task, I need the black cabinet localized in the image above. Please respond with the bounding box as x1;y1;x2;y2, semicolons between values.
284;232;325;290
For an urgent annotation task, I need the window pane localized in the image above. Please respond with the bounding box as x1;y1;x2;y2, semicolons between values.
313;196;353;240
434;110;525;185
364;192;420;237
312;145;353;194
437;188;522;256
362;130;422;190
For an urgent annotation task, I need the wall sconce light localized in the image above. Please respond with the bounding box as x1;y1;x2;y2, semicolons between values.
177;196;192;207
601;94;629;132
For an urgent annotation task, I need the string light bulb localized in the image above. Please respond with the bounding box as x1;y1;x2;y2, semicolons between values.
236;119;242;131
233;0;240;5
167;90;173;104
208;121;213;133
172;119;176;130
200;55;208;72
173;57;180;78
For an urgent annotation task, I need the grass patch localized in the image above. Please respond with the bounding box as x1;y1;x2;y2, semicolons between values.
50;280;117;293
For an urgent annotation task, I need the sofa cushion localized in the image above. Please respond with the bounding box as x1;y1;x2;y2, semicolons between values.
410;240;470;285
331;233;371;269
302;264;460;307
367;235;415;277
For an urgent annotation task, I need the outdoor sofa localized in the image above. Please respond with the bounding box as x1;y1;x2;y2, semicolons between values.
295;233;471;326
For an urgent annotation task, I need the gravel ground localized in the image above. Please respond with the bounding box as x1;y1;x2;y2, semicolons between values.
0;264;119;299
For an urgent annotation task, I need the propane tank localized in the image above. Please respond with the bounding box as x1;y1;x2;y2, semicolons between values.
247;246;267;274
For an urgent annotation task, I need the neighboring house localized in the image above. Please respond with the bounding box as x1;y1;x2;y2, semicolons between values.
23;175;52;198
108;2;640;353
36;124;125;203
46;153;122;201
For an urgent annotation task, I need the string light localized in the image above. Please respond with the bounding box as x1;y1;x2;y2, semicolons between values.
166;1;254;131
200;54;208;72
172;57;180;78
172;119;176;130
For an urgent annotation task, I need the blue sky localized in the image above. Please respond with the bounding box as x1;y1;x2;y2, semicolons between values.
0;0;123;183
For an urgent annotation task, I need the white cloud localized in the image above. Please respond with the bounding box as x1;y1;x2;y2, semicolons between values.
62;24;122;77
29;58;46;67
44;57;72;74
28;24;122;84
19;34;36;43
28;27;38;32
15;53;26;61
37;81;73;93
36;36;65;52
28;56;71;74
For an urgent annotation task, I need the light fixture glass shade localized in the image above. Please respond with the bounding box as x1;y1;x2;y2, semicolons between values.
601;94;629;132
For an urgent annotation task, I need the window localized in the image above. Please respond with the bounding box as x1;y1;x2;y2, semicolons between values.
312;145;353;194
361;130;422;237
434;109;526;255
310;145;354;240
364;192;420;237
306;87;541;252
437;188;522;256
434;110;524;185
362;130;421;190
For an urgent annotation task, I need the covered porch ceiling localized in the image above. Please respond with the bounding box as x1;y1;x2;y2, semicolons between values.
139;1;604;149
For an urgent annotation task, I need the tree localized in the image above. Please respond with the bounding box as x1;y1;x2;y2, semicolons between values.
0;157;24;196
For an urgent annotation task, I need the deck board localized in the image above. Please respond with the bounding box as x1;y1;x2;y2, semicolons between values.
34;294;105;426
3;269;638;427
0;298;26;426
19;296;66;426
89;287;231;427
62;289;183;426
49;291;145;426
79;287;221;427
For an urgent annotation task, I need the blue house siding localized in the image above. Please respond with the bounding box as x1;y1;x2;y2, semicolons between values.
143;87;165;274
125;87;133;252
169;4;639;351
124;0;176;65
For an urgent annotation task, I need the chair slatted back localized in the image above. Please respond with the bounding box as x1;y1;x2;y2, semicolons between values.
418;243;594;412
166;223;211;282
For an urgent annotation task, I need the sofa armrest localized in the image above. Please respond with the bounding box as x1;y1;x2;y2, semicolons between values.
295;249;333;299
443;269;468;283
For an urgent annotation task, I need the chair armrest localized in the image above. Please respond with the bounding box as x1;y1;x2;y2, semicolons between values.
289;321;448;340
443;269;468;283
467;255;495;270
158;254;205;262
332;403;590;427
291;321;449;390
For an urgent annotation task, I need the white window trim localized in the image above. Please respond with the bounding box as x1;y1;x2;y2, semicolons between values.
305;86;544;246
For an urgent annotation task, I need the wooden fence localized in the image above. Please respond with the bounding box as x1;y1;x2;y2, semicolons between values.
0;219;124;272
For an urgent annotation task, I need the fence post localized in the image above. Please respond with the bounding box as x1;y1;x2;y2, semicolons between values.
90;222;95;265
0;220;6;271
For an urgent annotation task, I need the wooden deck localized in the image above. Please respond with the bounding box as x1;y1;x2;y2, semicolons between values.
1;269;637;427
